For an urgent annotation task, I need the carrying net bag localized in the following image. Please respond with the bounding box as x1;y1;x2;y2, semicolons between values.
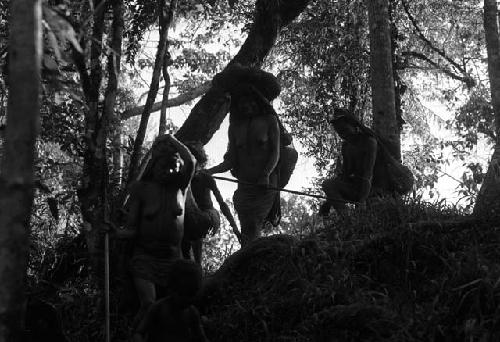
372;138;414;195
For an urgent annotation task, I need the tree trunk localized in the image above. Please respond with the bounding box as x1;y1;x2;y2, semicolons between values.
366;0;400;159
77;0;107;274
0;0;41;340
389;1;405;136
176;0;309;144
474;0;500;219
111;132;123;189
107;0;125;192
159;53;172;135
120;81;211;120
76;0;124;274
128;0;177;182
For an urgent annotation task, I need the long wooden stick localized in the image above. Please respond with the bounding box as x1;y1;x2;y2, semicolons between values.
211;175;359;204
104;232;110;342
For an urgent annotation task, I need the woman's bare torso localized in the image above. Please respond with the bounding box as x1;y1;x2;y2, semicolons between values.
135;182;185;258
230;115;276;183
342;135;377;180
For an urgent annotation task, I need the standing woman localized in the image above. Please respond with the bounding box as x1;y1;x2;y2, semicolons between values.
207;81;281;246
117;134;195;324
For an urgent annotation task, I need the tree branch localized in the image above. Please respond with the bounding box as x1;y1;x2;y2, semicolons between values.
176;0;310;144
120;80;211;120
99;0;124;149
158;0;177;135
402;51;475;87
100;0;125;190
89;0;106;103
159;53;172;134
127;0;177;182
71;42;92;103
401;0;468;76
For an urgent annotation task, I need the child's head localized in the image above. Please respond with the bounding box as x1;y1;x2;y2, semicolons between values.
167;259;203;306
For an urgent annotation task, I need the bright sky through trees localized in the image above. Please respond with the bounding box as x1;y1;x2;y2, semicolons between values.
129;14;492;209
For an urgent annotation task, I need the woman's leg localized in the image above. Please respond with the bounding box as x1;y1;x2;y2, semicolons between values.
132;277;156;328
279;146;298;188
191;239;203;265
238;213;262;247
181;238;192;260
321;178;348;214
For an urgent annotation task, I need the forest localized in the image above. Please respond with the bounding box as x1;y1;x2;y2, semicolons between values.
0;0;500;341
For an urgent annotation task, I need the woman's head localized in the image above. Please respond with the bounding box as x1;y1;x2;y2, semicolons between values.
329;108;364;140
333;119;359;140
142;136;182;183
230;84;274;119
150;155;180;182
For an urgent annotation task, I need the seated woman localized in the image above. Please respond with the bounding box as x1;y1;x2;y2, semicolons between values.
320;108;377;216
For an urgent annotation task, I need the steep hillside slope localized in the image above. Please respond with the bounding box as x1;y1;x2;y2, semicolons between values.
201;203;500;341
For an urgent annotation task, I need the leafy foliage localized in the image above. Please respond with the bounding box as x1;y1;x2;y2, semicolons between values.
271;0;488;195
124;0;159;64
275;0;370;173
275;194;317;238
452;85;496;147
0;0;8;49
404;137;442;190
396;0;484;81
41;96;85;156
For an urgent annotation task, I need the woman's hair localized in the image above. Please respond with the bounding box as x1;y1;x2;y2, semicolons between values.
229;83;277;120
212;63;281;101
140;136;178;181
331;107;376;138
330;107;401;157
184;141;208;167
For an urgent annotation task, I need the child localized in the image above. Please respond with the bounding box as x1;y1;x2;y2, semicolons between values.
133;259;209;342
183;141;240;263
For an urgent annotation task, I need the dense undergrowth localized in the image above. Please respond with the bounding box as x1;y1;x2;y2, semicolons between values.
27;198;500;341
201;198;500;341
